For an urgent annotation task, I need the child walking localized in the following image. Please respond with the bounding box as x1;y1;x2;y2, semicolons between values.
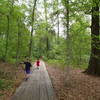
21;58;32;81
36;58;40;69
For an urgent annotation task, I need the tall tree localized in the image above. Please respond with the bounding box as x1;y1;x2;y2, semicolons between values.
86;0;100;75
29;0;38;58
57;0;60;43
4;0;14;61
63;0;72;65
16;17;21;65
4;15;10;61
44;0;50;58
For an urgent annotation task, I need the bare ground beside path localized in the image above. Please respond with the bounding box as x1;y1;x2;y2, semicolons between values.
47;66;100;100
0;62;24;100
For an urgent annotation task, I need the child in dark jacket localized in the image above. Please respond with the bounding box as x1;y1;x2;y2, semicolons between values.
21;58;32;81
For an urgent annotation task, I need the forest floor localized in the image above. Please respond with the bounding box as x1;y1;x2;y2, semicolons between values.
0;62;24;100
0;62;100;100
47;65;100;100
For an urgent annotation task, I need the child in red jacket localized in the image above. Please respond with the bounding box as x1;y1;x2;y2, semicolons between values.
36;58;40;69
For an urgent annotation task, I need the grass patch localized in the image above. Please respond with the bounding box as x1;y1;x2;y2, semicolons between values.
0;93;4;97
0;79;14;90
47;59;87;70
0;79;4;89
47;59;66;69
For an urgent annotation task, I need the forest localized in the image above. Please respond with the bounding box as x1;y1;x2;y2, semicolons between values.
0;0;100;100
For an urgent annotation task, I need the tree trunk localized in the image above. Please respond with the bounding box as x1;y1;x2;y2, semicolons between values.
57;0;60;43
16;18;21;66
46;37;49;58
44;0;49;58
4;15;10;61
29;0;37;58
4;0;15;61
66;0;69;38
86;0;100;75
65;0;72;65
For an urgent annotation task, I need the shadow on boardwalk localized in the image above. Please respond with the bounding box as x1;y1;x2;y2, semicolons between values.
11;61;56;100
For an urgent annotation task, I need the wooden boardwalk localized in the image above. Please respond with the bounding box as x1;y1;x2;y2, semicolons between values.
11;61;56;100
